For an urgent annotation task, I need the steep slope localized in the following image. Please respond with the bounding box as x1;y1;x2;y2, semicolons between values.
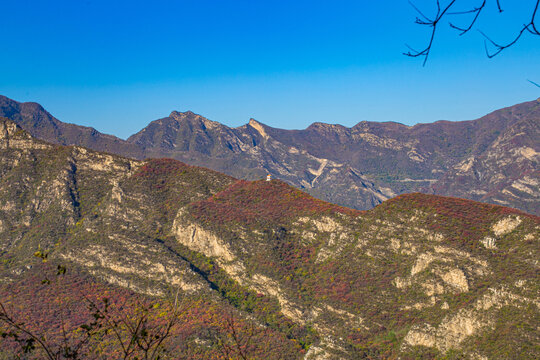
430;115;540;214
127;112;392;209
0;95;142;158
174;181;539;358
0;118;305;358
1;118;538;359
127;100;539;213
2;94;538;214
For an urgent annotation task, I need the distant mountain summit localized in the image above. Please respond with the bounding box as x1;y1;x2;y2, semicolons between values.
0;95;142;157
1;94;538;214
1;117;538;358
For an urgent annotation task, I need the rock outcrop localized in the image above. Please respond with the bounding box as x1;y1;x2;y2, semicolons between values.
3;95;538;214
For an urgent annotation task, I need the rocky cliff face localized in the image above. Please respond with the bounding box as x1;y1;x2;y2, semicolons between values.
127;112;392;210
1;118;538;359
430;114;540;214
2;95;539;214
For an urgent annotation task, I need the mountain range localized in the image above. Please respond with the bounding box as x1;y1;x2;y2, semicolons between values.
0;117;538;359
1;94;538;215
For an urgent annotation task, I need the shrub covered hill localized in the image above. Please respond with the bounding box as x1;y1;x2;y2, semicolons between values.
0;118;539;359
2;95;539;215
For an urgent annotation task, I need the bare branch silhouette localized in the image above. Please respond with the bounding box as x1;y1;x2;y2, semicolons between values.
404;0;458;66
406;0;539;65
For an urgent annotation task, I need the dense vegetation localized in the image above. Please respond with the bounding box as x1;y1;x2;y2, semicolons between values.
0;118;538;359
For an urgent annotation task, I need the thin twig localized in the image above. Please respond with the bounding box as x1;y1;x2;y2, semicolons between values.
406;0;539;64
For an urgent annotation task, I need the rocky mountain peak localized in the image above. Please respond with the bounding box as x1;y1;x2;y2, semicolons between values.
307;122;347;134
1;121;539;359
1;94;538;214
169;110;197;118
168;110;222;130
248;118;269;139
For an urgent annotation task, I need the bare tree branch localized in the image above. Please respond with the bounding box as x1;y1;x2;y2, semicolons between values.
406;0;539;65
404;0;458;65
449;1;486;35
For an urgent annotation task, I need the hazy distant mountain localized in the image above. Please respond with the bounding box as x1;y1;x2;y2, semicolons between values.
1;118;538;358
2;94;538;214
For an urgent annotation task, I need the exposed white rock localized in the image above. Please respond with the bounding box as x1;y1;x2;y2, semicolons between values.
390;238;401;251
511;177;537;195
248;119;269;140
404;285;539;353
411;253;435;276
480;236;496;249
404;309;485;351
0;120;51;150
475;287;540;311
246;273;305;323
454;156;475;173
110;181;124;203
513;146;539;161
304;345;333;360
492;216;522;236
352;132;404;150
61;245;204;294
407;149;425;162
422;281;445;296
439;268;469;293
379;187;397;197
308;159;328;187
403;325;437;348
312;216;344;233
441;302;449;310
172;217;235;262
427;233;445;242
288;146;299;154
393;277;411;289
433;246;489;269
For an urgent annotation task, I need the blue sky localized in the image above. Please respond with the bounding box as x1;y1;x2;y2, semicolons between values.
1;0;539;138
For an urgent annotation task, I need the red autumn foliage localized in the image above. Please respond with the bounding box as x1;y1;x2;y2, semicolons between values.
189;179;361;226
377;193;539;246
133;158;191;180
0;264;302;359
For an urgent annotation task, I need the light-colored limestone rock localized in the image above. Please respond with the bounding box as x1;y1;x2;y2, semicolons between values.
393;277;411;289
411;253;435;276
441;302;449;310
248;118;269;140
439;268;469;293
61;245;204;294
492;216;522;236
404;285;539;353
404;309;485;351
422;281;445;296
304;345;333;360
312;216;343;233
173;217;235;262
480;236;496;249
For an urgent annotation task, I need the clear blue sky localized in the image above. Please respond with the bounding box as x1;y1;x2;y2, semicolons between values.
1;0;539;138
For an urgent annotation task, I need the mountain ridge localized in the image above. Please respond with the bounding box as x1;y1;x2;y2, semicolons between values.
1;94;538;214
0;117;538;358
